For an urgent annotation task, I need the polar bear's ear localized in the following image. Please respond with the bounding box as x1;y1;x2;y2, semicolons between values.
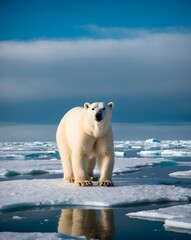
108;102;114;109
84;102;90;109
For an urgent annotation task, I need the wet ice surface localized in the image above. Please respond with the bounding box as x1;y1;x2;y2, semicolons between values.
0;140;191;239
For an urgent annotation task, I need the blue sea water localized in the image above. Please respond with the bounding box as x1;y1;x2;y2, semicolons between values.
0;140;191;239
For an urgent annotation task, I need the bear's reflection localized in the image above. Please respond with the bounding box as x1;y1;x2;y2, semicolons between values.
58;208;115;240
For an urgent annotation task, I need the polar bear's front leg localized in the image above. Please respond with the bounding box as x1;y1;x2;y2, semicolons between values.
72;152;93;186
98;153;114;186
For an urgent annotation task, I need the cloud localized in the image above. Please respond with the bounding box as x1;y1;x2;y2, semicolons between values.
0;29;191;125
76;24;152;38
0;31;191;102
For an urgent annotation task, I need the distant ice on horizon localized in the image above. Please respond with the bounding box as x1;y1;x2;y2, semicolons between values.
138;149;191;157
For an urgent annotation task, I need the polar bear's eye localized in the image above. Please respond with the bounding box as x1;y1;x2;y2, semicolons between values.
92;108;95;111
102;107;105;110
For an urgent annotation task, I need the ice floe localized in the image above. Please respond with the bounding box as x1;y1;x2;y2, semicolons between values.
114;151;126;157
0;178;191;211
127;204;191;234
170;170;191;179
145;139;161;143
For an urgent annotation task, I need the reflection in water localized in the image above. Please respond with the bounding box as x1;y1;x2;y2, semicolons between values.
58;208;115;240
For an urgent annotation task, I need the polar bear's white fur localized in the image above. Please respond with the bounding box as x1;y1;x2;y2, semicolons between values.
56;102;115;186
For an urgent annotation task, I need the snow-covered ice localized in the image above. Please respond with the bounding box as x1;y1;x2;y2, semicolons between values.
114;151;126;157
0;178;191;210
127;204;191;234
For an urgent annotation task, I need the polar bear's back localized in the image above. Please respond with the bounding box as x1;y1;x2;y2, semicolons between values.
58;107;83;126
64;106;83;121
56;107;84;150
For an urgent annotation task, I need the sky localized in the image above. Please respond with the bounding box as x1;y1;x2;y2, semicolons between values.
0;0;191;140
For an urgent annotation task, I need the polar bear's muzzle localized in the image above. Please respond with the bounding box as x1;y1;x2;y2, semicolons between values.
95;112;103;122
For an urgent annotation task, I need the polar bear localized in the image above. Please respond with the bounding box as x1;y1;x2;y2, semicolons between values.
56;102;115;186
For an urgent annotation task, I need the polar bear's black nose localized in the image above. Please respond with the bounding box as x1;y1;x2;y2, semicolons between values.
95;112;102;122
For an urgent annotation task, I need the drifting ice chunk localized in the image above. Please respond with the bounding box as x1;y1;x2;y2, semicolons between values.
127;204;191;234
131;145;142;149
170;170;191;179
138;150;161;157
145;139;161;143
12;216;25;220
114;151;125;157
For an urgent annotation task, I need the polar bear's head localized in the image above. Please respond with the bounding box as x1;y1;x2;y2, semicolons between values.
84;102;114;124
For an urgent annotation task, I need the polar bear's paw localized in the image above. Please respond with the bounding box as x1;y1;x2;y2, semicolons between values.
75;180;93;187
98;180;114;187
64;177;75;183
